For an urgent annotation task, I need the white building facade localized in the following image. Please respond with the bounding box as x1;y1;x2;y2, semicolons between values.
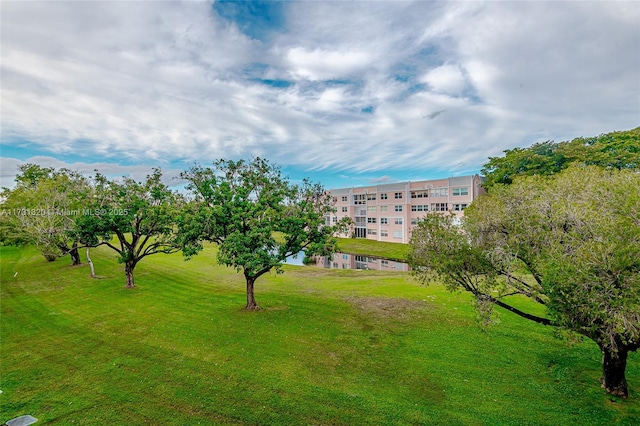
328;175;484;244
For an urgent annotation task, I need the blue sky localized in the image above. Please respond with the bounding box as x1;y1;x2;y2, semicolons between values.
1;1;639;189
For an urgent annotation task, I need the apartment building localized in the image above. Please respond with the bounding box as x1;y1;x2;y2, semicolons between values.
328;175;484;243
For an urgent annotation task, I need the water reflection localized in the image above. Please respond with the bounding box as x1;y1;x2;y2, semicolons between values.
284;251;306;266
314;252;410;272
284;251;410;272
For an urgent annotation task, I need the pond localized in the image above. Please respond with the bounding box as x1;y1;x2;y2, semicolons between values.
285;251;410;272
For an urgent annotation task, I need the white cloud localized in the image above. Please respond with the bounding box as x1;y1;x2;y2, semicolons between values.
1;1;638;181
420;64;466;95
368;175;396;184
286;47;373;81
448;2;640;128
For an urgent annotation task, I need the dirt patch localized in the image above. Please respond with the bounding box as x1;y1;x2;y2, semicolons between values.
345;296;431;320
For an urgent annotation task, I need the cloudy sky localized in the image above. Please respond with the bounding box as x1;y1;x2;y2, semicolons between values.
2;0;639;189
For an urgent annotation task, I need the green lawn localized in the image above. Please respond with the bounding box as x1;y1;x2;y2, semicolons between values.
1;244;639;425
336;238;410;261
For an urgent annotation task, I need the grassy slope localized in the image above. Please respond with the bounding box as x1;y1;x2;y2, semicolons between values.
1;245;638;425
336;238;410;261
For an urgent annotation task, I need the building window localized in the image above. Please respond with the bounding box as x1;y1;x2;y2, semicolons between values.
431;203;448;212
430;188;448;197
380;230;388;237
453;203;468;211
411;191;428;198
380;193;388;200
367;194;377;201
342;254;349;259
395;218;403;225
393;231;402;239
394;205;403;212
342;206;347;212
367;206;376;212
411;218;419;225
452;187;469;196
380;218;388;225
381;260;389;266
394;192;403;199
353;194;366;205
341;196;348;202
411;205;428;212
380;205;388;212
332;216;338;222
367;217;377;224
367;229;377;235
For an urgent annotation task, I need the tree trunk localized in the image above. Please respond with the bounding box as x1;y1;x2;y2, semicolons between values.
86;247;96;278
69;245;81;266
125;259;136;289
245;276;260;310
600;344;629;397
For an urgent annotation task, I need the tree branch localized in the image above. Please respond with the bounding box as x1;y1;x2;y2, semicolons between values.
102;240;122;254
489;296;552;325
137;234;151;257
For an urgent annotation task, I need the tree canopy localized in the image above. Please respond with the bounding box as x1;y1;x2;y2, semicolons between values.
482;127;639;190
0;164;89;264
179;157;348;310
75;169;183;288
409;165;640;397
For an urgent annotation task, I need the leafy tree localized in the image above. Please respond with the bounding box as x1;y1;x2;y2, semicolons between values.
0;164;89;264
75;169;182;288
482;127;639;190
409;166;639;397
179;157;348;310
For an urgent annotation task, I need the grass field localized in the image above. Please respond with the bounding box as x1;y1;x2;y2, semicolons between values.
336;238;410;261
1;244;639;425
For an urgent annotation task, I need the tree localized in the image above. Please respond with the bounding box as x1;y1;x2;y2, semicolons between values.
75;169;182;288
409;166;639;397
179;157;347;310
482;127;639;190
0;164;89;265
